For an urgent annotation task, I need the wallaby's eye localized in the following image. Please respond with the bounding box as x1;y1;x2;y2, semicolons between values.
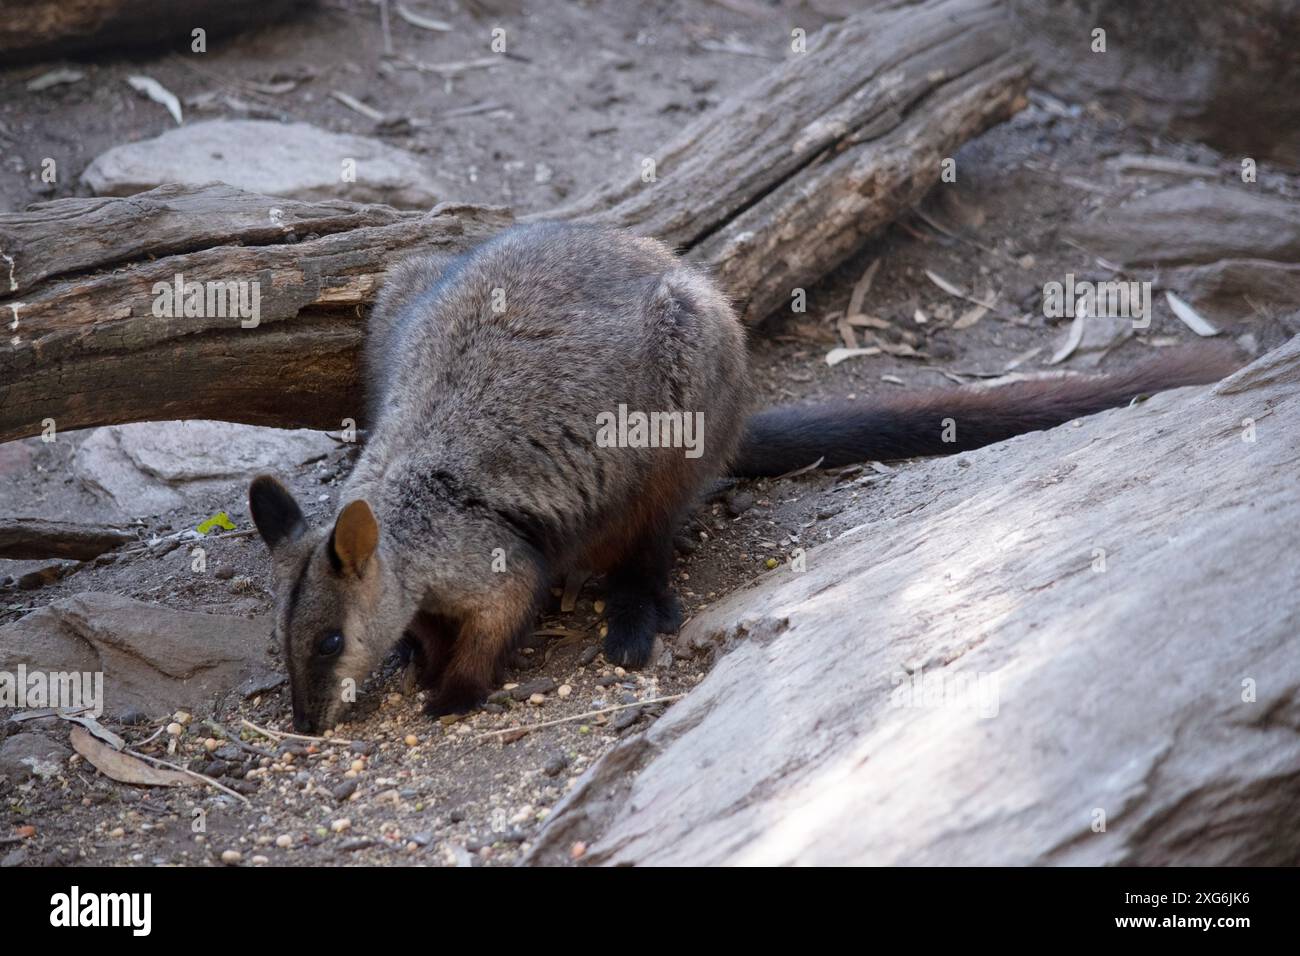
317;631;344;657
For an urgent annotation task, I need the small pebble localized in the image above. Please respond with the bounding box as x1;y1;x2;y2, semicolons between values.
331;818;352;833
332;780;358;802
251;855;269;865
165;722;183;736
557;684;572;698
542;754;569;778
275;834;293;848
529;693;545;706
404;734;418;747
203;738;219;752
220;850;242;865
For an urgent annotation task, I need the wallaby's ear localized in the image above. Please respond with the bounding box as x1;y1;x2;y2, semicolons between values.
249;475;306;551
329;499;379;576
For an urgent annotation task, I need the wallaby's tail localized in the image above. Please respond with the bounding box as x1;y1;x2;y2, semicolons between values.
729;344;1243;478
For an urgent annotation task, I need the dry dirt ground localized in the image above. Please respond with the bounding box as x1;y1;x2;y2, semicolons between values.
2;1;1297;867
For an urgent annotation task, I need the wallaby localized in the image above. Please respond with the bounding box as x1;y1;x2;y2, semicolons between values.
249;221;1239;733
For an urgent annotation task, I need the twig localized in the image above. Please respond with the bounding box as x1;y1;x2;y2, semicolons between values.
331;90;386;122
202;718;275;758
478;694;685;739
124;748;250;806
131;722;168;749
241;718;354;747
399;54;502;76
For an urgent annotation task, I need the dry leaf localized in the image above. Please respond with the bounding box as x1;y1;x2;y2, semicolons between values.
27;68;85;92
330;90;384;121
924;269;966;299
836;315;858;349
825;346;881;367
847;259;882;317
69;727;195;788
1005;346;1043;372
953;304;988;329
775;456;825;480
126;75;182;125
1165;291;1220;337
395;3;452;31
1048;314;1085;365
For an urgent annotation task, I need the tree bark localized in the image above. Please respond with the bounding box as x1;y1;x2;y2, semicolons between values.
0;0;1028;444
0;518;135;560
523;335;1300;867
0;0;313;64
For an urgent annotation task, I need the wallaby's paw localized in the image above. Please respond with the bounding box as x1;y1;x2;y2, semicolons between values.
423;681;485;718
654;591;683;633
603;610;657;669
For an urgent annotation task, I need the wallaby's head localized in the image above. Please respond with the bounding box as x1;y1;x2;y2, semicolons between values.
248;476;408;734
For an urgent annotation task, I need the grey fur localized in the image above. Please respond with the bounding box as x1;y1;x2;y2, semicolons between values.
251;222;749;731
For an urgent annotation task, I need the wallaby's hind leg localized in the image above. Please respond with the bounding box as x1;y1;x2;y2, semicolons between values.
604;527;678;668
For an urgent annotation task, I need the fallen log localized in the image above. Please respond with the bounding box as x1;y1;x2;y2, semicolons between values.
0;518;135;560
0;0;1027;444
1;0;313;64
524;335;1300;866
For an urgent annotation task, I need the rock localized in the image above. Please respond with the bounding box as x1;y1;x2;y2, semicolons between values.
611;708;642;732
510;677;558;701
74;420;336;516
81;120;448;209
725;492;755;516
15;562;70;590
0;732;71;782
0;593;278;719
331;780;358;802
525;337;1300;866
1071;184;1300;269
542;753;570;778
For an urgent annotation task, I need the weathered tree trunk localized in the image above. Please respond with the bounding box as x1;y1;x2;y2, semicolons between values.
523;336;1300;867
0;518;134;560
0;0;313;64
0;0;1027;444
